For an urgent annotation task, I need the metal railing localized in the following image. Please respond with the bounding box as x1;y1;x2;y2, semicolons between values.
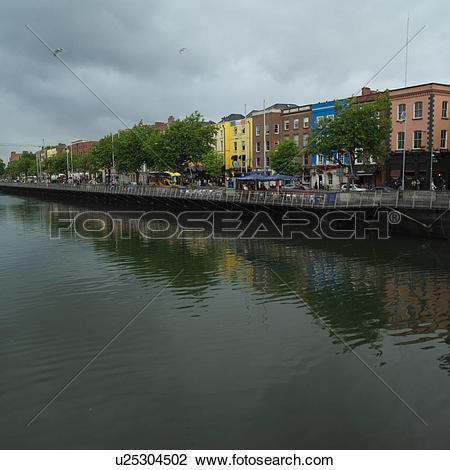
1;182;449;210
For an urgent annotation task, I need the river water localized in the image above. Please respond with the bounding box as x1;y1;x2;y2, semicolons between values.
1;193;449;449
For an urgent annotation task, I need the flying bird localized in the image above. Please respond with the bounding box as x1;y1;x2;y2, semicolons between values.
53;48;64;56
179;47;186;54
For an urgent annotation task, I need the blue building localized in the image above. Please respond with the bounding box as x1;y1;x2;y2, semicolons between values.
311;99;348;190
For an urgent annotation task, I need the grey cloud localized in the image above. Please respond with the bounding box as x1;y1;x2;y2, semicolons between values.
1;0;449;163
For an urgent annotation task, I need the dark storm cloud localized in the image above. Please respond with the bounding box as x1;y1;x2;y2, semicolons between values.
1;0;448;162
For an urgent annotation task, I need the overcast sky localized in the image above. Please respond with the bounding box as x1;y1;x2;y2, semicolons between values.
1;0;449;163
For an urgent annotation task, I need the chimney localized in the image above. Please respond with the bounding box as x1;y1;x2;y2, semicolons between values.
168;115;175;123
361;87;371;96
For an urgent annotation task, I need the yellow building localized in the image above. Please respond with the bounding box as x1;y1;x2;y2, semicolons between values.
46;147;57;158
216;113;253;176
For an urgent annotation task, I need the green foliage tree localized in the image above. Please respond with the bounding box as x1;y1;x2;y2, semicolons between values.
0;159;5;176
268;139;302;175
113;123;160;179
6;160;19;177
92;134;116;171
304;92;391;187
160;111;216;171
16;152;37;177
74;153;99;175
200;150;224;178
41;154;68;176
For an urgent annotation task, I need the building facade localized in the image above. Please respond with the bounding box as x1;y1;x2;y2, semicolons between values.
67;139;98;155
216;114;253;176
280;105;312;183
386;83;450;189
9;152;22;163
310;99;348;190
251;103;297;172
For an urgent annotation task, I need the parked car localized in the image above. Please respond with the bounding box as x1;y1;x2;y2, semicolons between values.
340;183;368;192
283;183;300;190
369;186;395;193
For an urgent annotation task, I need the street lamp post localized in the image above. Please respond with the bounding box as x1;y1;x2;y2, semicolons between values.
70;143;74;183
430;149;434;190
65;148;70;183
401;110;407;190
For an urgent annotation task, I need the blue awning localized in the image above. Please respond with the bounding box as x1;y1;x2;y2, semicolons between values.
236;174;296;182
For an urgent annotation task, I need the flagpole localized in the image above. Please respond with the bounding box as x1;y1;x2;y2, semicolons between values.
244;104;248;173
263;99;266;174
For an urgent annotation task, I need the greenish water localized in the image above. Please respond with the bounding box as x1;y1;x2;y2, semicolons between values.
0;193;449;449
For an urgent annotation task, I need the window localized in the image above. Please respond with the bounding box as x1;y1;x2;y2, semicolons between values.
327;114;334;120
293;134;299;145
256;141;260;152
234;127;237;136
414;101;423;119
303;117;309;128
328;174;333;185
293;118;299;129
397;104;406;121
255;125;260;136
219;129;223;138
266;141;270;151
256;157;261;167
241;141;245;151
265;157;270;167
316;116;324;124
274;123;279;134
304;155;308;165
413;130;422;149
242;126;245;134
284;120;290;131
303;134;309;147
397;132;405;150
318;155;323;165
219;141;223;151
234;142;238;151
443;101;449;119
441;130;448;149
265;124;269;135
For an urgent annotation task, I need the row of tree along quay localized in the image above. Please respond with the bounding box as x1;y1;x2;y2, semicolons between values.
2;94;392;191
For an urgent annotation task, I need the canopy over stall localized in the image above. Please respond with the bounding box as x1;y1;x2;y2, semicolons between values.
236;174;295;182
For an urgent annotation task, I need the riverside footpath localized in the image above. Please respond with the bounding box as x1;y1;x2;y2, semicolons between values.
1;182;450;238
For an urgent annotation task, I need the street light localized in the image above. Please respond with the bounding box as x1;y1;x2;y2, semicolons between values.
65;148;70;183
400;110;407;190
430;150;439;190
70;142;74;183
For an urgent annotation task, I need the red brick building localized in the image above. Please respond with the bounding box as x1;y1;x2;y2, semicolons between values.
251;103;297;170
280;105;312;181
9;152;22;163
67;140;98;155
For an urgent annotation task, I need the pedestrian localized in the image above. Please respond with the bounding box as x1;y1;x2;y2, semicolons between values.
411;179;416;190
416;179;421;191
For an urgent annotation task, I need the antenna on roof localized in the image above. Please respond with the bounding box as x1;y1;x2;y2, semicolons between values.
356;23;425;95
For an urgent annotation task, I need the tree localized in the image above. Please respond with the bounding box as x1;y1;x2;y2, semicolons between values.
113;123;160;180
160;111;216;171
6;161;20;177
200;150;224;178
268;139;302;175
0;159;5;176
74;153;99;175
17;152;37;177
41;154;68;176
304;92;391;188
92;134;116;171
